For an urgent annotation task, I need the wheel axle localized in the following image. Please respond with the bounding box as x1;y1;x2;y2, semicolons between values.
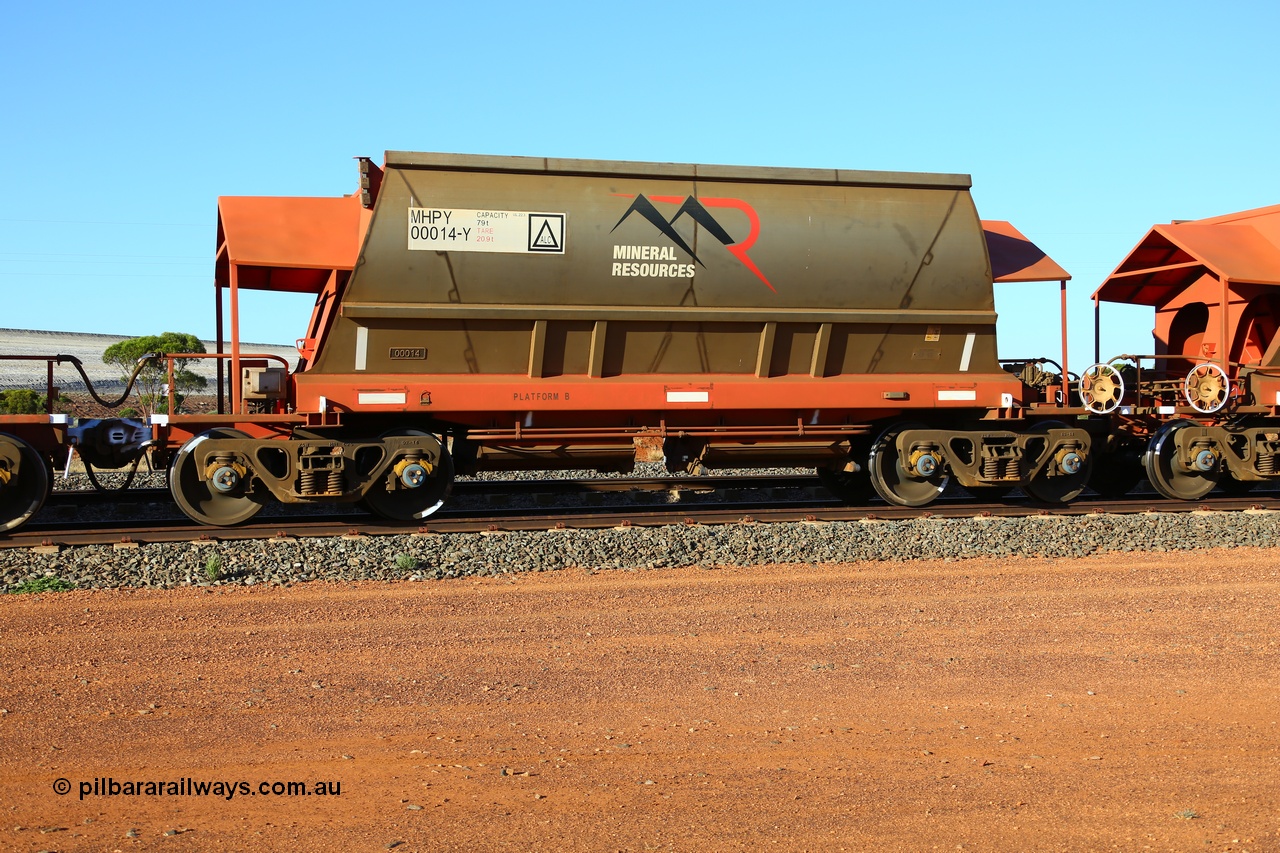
910;451;939;478
210;465;241;493
398;461;428;488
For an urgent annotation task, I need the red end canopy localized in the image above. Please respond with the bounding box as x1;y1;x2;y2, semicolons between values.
982;220;1070;283
1093;204;1280;306
216;194;367;294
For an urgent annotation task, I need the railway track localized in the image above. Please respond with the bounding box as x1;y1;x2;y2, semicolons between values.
43;473;819;507
8;486;1280;550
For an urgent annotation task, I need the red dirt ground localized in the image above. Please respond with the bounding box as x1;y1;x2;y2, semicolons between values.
1;548;1277;851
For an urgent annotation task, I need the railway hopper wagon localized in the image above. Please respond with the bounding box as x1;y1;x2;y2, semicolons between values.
0;152;1089;531
1086;204;1280;500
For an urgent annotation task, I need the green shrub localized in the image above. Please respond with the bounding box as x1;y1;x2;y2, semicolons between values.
0;389;72;414
0;389;42;414
8;576;75;594
205;553;224;582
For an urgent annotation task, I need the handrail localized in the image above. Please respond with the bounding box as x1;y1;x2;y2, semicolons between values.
1099;354;1248;412
0;353;158;411
1108;353;1246;370
0;351;290;416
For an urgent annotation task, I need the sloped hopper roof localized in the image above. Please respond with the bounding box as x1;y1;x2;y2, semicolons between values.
1092;204;1280;306
981;220;1070;283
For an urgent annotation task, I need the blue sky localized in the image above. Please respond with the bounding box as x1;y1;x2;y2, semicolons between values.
2;1;1277;372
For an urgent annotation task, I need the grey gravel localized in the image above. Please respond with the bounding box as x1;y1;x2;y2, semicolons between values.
4;510;1278;592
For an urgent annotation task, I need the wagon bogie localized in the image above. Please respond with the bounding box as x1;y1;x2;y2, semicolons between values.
165;429;452;525
858;421;1094;508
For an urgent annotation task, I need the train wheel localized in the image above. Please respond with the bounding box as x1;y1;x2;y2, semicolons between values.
868;424;948;508
169;429;265;526
1142;420;1219;501
1024;421;1092;503
364;431;454;522
0;433;50;534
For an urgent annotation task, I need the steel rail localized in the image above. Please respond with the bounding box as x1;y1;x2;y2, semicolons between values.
7;494;1280;551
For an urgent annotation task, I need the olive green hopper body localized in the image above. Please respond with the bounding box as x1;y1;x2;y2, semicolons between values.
294;152;1020;426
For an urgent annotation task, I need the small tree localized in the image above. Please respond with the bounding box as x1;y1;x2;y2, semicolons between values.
103;332;208;417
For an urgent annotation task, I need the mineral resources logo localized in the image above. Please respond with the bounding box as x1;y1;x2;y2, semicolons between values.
610;194;773;291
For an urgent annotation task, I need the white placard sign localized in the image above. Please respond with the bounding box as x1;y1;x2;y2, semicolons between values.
408;208;565;254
